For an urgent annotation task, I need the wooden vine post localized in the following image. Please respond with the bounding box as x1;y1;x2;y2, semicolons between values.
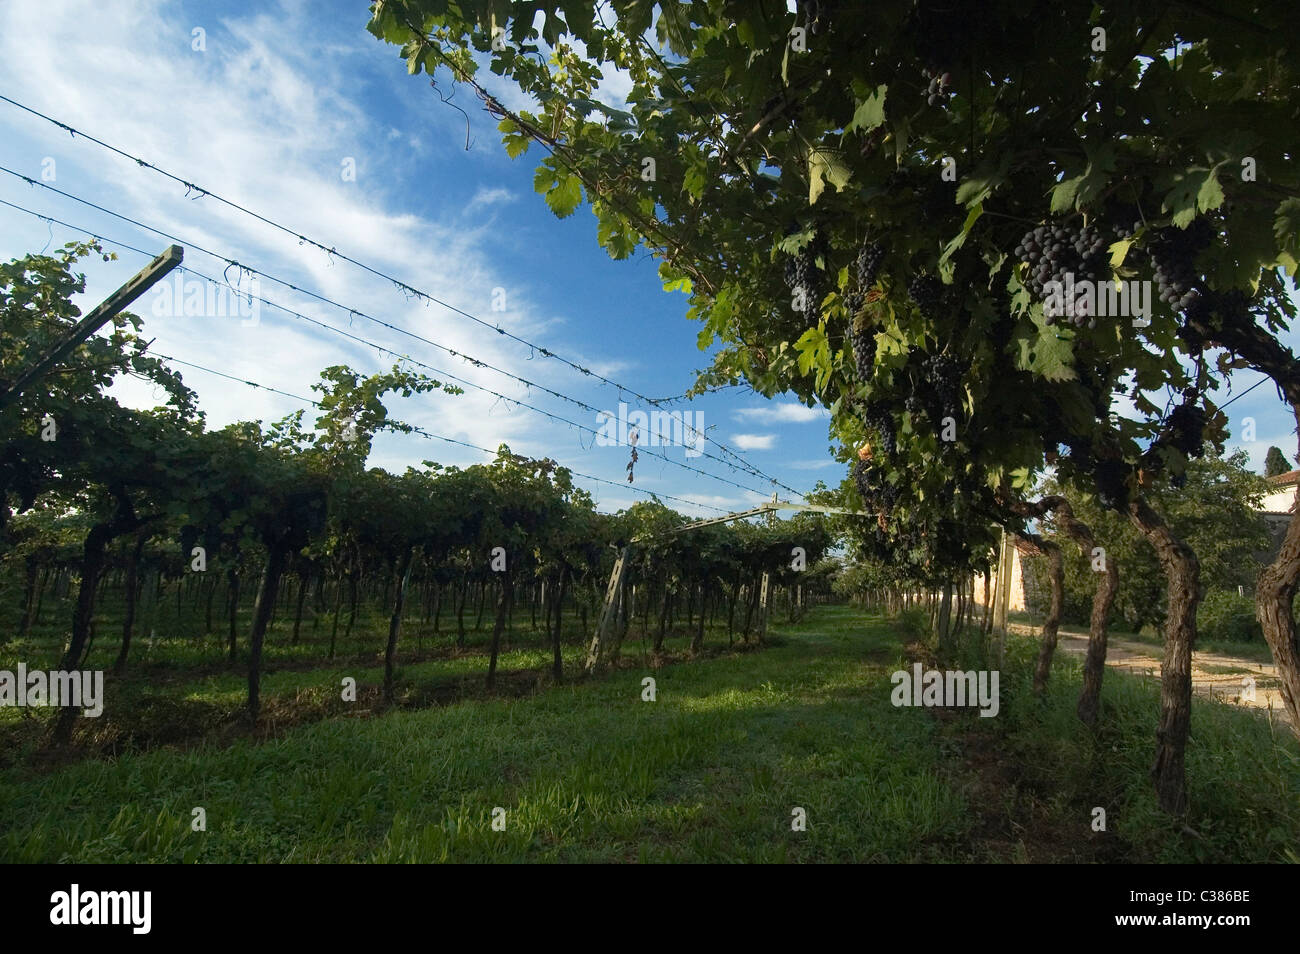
585;546;629;673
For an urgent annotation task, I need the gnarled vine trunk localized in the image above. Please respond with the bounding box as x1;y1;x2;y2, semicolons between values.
1257;530;1300;739
291;568;310;645
1050;503;1119;727
551;566;568;681
247;544;288;723
227;567;240;663
934;581;955;654
14;556;38;644
1254;408;1300;740
113;533;148;674
1014;531;1063;692
690;581;706;653
1127;496;1198;816
51;521;114;745
485;568;511;689
655;583;671;653
52;497;148;745
383;548;415;703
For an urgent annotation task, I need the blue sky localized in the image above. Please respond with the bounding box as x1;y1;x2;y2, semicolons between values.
0;0;1293;521
0;0;838;516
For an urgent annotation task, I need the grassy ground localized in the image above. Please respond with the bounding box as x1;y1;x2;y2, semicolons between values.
1;604;1296;862
954;632;1299;862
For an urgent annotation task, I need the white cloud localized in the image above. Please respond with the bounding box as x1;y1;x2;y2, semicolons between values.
733;402;829;423
730;433;776;451
466;186;516;210
594;60;634;110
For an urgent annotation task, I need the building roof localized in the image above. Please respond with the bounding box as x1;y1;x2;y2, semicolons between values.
1267;469;1300;487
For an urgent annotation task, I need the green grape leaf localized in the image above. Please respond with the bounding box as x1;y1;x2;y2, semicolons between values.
808;148;853;205
1274;198;1300;260
846;84;888;134
1160;164;1226;228
1051;143;1115;213
1017;307;1077;382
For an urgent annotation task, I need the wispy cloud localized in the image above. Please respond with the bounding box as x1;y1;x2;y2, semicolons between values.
466;186;516;211
731;433;776;451
733;402;829;423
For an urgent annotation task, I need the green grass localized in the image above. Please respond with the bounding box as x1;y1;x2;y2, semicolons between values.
0;606;971;862
1;604;1296;862
968;634;1300;863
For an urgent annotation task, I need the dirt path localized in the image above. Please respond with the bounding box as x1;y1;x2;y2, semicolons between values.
1008;622;1293;726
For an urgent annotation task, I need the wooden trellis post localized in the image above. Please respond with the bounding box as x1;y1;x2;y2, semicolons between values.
609;580;633;661
757;571;771;643
0;245;182;411
585;546;629;672
992;527;1013;663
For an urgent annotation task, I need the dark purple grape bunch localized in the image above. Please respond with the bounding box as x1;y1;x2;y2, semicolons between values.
852;457;871;498
907;274;945;321
1166;401;1207;460
783;257;798;289
1179;287;1252;355
853;456;900;513
922;67;953;107
921;351;962;427
1150;397;1207;475
849;316;874;375
925;351;961;403
1094;459;1130;511
1146;218;1214;314
1014;220;1110;328
846;236;885;353
1179;286;1212;354
855;239;886;291
845;235;885;324
783;233;827;317
865;405;897;457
